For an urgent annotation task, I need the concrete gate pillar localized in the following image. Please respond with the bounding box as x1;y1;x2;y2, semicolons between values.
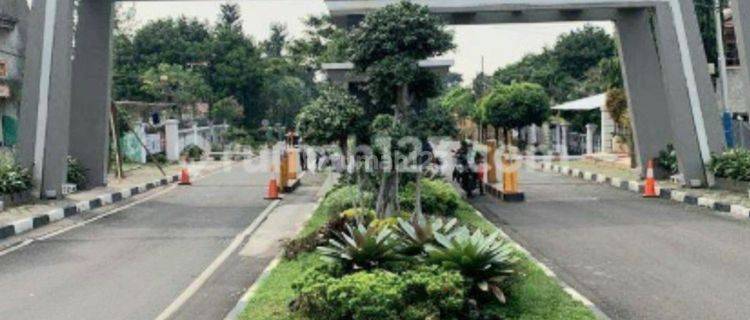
19;0;76;198
614;9;674;177
585;123;597;155
560;124;569;157
69;0;115;189
653;2;726;186
165;120;180;162
541;122;550;152
731;0;750;114
528;124;538;145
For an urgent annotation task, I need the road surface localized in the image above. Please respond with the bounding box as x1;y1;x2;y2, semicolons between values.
472;168;750;320
0;163;323;320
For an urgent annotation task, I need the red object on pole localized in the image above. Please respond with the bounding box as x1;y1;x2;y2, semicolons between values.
178;168;192;185
643;160;658;198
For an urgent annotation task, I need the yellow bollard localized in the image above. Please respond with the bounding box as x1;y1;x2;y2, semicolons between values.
288;149;298;180
501;154;525;202
279;153;289;192
487;139;498;184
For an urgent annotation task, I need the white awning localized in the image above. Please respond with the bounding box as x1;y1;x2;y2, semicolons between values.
551;93;606;111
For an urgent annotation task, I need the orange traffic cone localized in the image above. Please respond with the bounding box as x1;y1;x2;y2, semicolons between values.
643;160;658;198
264;177;281;200
179;168;192;185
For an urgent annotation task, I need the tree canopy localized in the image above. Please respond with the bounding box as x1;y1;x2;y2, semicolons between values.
349;1;455;106
296;86;364;149
140;63;211;106
479;82;550;133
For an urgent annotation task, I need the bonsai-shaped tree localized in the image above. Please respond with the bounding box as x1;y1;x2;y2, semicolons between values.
349;1;455;217
296;86;364;152
480;82;550;149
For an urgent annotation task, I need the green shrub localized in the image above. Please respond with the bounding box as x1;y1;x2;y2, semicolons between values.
147;152;168;165
66;156;88;189
396;214;458;256
709;149;750;181
657;144;678;175
292;266;466;320
318;185;374;217
181;144;204;161
283;215;350;260
401;179;461;216
426;227;518;304
318;222;400;272
0;153;33;195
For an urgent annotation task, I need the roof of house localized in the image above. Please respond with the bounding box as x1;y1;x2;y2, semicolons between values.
551;93;606;111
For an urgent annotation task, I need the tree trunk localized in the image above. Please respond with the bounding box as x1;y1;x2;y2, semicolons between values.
414;170;422;216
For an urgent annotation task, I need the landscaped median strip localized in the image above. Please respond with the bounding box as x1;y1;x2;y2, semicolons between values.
0;174;180;241
536;162;750;220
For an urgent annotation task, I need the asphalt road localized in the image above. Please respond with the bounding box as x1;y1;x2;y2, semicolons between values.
472;169;750;320
0;163;321;320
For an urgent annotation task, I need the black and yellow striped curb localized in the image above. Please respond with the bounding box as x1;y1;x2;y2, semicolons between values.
536;163;750;220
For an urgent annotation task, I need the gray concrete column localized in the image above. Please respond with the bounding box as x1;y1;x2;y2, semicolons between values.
614;9;674;177
69;0;115;189
654;2;725;186
600;109;615;153
19;0;76;198
541;122;551;152
560;124;569;156
586;123;597;155
137;122;147;164
731;0;750;113
528;124;538;145
165;120;179;161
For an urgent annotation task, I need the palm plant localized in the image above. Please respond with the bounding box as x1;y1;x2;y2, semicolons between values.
396;214;458;256
425;227;518;303
318;222;400;271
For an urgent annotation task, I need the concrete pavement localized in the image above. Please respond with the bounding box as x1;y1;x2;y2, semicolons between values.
472;169;750;320
0;163;324;320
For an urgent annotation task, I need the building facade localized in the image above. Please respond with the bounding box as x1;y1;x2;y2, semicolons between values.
0;0;28;149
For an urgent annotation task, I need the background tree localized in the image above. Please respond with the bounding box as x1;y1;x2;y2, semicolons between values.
263;23;288;58
493;25;617;105
296;86;364;151
439;87;475;138
207;4;267;127
140;63;212;111
211;96;244;125
479;82;550;147
349;1;455;217
552;25;617;79
288;15;351;69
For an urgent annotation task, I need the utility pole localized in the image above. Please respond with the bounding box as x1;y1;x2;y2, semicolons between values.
715;0;729;112
714;0;735;147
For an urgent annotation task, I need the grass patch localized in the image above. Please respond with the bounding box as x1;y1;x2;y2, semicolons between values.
242;192;596;320
239;204;331;320
239;253;323;320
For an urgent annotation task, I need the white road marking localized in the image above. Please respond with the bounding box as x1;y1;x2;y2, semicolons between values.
154;199;281;320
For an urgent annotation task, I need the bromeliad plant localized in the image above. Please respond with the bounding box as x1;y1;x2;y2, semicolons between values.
396;213;458;256
318;222;401;271
425;227;518;303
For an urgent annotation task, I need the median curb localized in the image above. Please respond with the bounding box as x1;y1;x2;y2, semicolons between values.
0;174;180;241
536;162;750;221
472;208;611;320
